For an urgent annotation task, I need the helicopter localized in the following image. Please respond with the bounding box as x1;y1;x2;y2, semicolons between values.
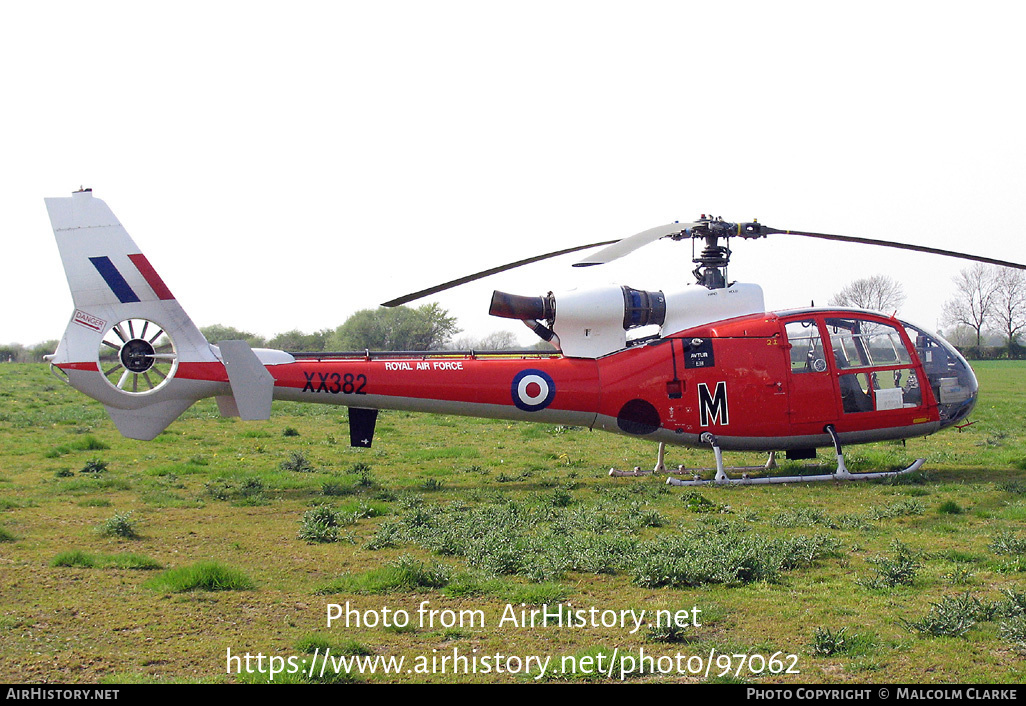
43;189;1026;485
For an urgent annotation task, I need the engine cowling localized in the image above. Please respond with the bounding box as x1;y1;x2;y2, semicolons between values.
489;282;767;358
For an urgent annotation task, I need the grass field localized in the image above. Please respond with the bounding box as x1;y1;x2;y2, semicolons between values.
1;361;1024;684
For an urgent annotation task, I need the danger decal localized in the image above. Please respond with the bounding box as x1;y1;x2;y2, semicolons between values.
73;310;107;332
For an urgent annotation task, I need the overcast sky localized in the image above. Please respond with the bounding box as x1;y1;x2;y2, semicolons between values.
4;2;1025;348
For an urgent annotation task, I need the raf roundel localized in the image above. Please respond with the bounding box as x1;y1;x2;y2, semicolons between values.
511;369;556;412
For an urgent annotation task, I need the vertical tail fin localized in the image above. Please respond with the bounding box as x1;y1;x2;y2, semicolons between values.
46;189;222;439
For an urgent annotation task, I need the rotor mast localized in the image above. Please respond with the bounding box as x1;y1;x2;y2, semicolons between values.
687;216;767;289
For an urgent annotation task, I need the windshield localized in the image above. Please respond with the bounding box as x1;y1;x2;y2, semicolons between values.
900;320;978;427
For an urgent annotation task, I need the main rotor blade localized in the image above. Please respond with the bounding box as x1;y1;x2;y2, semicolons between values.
573;222;698;267
766;227;1026;270
381;239;620;307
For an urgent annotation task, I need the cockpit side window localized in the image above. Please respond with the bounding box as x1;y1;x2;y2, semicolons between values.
825;318;911;368
838;368;922;413
784;319;827;373
825;317;921;414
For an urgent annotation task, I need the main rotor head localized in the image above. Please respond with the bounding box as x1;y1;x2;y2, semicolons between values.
572;215;769;288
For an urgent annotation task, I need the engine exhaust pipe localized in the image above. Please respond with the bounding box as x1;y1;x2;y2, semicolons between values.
489;291;554;322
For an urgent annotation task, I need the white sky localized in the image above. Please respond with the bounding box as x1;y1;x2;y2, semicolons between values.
3;2;1025;348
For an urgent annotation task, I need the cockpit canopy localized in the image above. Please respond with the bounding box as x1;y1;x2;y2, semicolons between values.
782;311;977;427
899;319;978;426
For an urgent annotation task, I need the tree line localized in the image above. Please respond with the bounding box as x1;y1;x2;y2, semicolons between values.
203;302;465;352
8;270;1024;361
0;301;548;363
831;266;1026;359
0;340;60;363
206;303;551;352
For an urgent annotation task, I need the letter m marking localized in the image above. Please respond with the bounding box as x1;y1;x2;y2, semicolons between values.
698;381;729;426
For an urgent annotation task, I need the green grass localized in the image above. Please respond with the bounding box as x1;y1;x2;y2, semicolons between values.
809;626;879;657
316;555;453;594
44;435;110;458
143;561;255;592
2;362;1026;683
51;550;162;570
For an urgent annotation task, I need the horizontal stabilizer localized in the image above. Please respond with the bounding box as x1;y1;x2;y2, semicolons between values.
219;340;274;421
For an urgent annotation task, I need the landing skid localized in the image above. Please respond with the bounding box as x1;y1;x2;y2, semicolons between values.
609;428;926;486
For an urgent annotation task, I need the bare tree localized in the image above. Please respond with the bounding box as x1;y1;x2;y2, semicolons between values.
941;325;978;349
992;267;1026;353
830;275;907;313
941;264;1000;348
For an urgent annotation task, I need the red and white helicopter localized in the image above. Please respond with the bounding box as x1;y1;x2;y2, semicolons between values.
44;189;1025;485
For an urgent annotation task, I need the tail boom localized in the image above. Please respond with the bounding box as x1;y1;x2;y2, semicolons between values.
44;191;603;443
